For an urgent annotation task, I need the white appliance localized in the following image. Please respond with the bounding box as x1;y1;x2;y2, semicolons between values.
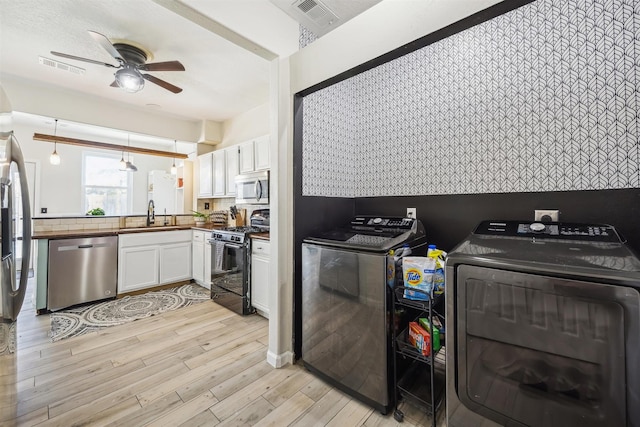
235;171;269;205
148;170;176;214
0;85;32;330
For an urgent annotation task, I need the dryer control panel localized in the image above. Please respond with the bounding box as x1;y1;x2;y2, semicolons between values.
475;220;621;242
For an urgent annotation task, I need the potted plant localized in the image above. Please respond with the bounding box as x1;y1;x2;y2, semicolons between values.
191;210;207;227
86;207;105;216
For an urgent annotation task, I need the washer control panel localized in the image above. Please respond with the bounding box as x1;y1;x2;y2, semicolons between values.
475;220;621;242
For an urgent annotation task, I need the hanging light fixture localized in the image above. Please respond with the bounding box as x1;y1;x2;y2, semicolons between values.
49;119;61;165
119;150;127;170
170;140;177;175
123;135;138;172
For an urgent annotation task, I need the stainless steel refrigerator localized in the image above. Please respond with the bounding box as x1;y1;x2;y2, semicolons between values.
0;84;32;355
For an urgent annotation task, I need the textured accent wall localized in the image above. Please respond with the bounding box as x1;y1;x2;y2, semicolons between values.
302;0;640;198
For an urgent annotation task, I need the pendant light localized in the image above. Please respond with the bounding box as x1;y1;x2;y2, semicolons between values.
118;150;127;170
170;140;177;175
124;135;138;172
49;119;61;165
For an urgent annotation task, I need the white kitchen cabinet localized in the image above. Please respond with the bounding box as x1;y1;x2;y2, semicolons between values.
254;135;270;171
251;239;270;318
160;242;192;284
225;146;239;195
212;150;226;197
118;230;192;294
198;152;213;198
239;140;255;174
119;246;160;292
192;230;211;289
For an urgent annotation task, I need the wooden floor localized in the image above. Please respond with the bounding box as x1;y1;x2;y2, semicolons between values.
0;279;443;427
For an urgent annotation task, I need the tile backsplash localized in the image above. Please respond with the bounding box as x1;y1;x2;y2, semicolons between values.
302;0;640;198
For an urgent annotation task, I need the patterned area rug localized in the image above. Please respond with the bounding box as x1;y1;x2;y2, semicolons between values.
50;284;210;342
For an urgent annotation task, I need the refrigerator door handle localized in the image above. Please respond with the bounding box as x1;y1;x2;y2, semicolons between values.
6;134;31;320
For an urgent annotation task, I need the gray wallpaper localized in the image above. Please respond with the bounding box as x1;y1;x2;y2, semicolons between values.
301;0;640;198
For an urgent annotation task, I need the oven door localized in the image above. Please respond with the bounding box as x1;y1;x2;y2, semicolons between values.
209;240;252;315
452;265;639;427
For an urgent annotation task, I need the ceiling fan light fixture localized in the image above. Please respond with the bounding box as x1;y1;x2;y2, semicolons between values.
115;66;144;93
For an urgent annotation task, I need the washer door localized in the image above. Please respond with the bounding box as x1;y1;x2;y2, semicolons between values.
455;265;639;427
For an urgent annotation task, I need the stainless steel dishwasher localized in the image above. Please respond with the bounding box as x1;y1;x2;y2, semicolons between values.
47;236;118;311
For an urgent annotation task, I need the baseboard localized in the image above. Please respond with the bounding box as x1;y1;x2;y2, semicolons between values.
267;350;294;368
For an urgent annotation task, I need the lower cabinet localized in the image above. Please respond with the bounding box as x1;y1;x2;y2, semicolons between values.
192;230;211;289
118;230;192;294
251;239;270;317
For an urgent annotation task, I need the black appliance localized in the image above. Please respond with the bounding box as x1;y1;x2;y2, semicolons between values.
446;220;640;427
301;216;428;414
208;210;269;315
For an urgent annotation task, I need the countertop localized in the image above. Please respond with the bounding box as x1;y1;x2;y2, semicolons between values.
34;225;197;240
251;232;270;241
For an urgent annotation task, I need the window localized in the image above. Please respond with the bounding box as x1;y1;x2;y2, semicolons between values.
83;152;131;215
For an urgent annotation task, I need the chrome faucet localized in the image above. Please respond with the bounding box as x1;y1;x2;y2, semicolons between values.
147;199;155;226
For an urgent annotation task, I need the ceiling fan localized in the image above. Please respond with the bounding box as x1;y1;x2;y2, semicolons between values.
51;30;185;94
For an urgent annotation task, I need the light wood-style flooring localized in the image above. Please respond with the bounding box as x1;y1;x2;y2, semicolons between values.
0;279;443;426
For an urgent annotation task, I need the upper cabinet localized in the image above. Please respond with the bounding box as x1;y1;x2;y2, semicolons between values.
198;135;270;199
239;135;270;174
212;150;226;197
254;135;270;171
239;140;255;174
225;146;239;196
198;152;213;198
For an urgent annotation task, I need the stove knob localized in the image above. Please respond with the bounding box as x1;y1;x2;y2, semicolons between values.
530;222;546;232
373;217;383;224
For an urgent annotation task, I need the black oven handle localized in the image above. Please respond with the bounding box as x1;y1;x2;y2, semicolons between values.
207;240;244;250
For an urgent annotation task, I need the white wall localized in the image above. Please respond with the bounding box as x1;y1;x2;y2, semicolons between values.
266;0;507;365
218;103;270;149
13;118;177;216
2;74;201;143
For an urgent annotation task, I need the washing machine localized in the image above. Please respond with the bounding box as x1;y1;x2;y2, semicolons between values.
445;220;640;427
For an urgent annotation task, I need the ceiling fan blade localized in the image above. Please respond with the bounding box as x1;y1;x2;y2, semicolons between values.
139;61;185;72
50;51;118;68
88;30;124;62
142;74;183;94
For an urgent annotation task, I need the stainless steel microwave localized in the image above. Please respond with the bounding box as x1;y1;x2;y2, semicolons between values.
235;170;269;205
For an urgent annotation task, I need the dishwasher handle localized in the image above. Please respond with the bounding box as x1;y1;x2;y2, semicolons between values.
56;242;113;252
77;244;94;249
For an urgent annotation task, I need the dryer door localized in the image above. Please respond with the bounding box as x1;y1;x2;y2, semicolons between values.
454;265;639;427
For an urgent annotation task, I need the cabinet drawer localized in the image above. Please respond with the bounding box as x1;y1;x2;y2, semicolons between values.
251;240;270;256
192;230;206;243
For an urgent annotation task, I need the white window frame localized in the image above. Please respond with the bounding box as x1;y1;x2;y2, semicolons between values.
81;150;133;215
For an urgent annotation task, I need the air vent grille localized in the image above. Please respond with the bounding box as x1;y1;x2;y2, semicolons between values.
39;56;85;75
293;0;338;27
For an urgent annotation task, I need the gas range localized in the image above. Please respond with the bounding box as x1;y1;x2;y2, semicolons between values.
211;226;265;244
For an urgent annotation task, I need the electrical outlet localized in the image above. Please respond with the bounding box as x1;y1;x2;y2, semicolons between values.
41;207;47;214
406;208;417;219
535;209;559;222
204;202;210;210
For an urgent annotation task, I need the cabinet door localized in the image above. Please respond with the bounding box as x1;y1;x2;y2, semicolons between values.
198;153;213;198
239;140;255;174
204;241;212;290
251;241;270;317
118;246;160;293
192;241;204;284
159;242;192;284
225;146;239;195
212;150;226;197
254;135;270;171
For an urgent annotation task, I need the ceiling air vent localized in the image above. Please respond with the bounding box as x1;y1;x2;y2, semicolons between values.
293;0;338;28
39;56;85;76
